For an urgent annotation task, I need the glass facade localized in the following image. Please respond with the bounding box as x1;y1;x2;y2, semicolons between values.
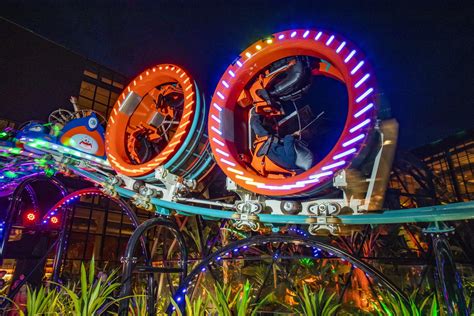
61;194;153;277
59;63;136;274
77;63;126;119
414;129;474;202
387;129;474;207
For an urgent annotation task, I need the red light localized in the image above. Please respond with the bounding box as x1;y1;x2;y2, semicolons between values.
26;212;36;222
50;216;59;224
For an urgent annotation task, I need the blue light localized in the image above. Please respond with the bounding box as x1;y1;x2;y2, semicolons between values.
182;289;187;293
278;34;285;40
217;91;225;100
216;256;222;261
201;267;206;272
356;88;374;103
344;50;356;63
303;30;310;38
351;61;364;75
315;31;322;40
236;60;243;67
228;70;235;77
343;134;365;147
354;103;374;118
290;31;297;38
354;74;370;88
176;296;182;302
336;41;346;53
325;35;335;46
333;148;357;160
233;248;238;252
222;80;229;88
349;119;371;133
243;245;248;249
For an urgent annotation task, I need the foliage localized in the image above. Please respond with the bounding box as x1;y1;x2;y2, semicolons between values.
126;292;147;316
2;257;121;315
171;295;208;316
26;286;63;315
206;279;270;316
294;284;341;316
372;292;439;316
57;257;121;315
0;256;456;316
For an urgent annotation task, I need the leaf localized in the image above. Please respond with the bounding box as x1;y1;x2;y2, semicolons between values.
89;257;95;285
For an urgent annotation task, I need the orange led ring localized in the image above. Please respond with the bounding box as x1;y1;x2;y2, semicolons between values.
106;64;197;177
208;29;378;196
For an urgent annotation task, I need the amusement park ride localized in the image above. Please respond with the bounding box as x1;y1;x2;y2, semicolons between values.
0;28;473;315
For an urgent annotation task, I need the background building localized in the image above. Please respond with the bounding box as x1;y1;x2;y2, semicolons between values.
413;128;474;203
0;18;126;127
0;18;137;279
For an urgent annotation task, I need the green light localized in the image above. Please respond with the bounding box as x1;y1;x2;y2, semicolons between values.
4;171;17;179
9;148;21;155
35;158;48;166
299;258;314;267
52;125;61;137
44;168;55;177
0;132;7;138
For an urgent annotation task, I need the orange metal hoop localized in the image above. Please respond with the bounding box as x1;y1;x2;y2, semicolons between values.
208;29;378;196
106;64;197;177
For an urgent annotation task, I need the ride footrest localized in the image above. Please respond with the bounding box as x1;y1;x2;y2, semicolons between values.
231;212;260;231
306;216;349;236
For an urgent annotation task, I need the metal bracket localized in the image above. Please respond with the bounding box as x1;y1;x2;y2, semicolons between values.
120;256;138;264
131;194;154;211
307;216;343;236
423;221;455;236
233;200;262;231
100;184;118;199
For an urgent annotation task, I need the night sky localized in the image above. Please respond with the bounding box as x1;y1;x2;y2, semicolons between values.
2;1;474;149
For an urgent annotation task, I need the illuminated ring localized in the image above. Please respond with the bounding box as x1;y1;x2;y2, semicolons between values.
169;235;407;313
208;29;377;196
106;64;199;178
42;188;143;229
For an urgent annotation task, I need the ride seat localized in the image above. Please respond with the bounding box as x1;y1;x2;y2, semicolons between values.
250;136;297;178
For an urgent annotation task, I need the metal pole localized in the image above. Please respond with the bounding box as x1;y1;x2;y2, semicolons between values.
426;222;469;316
51;206;71;283
119;216;187;316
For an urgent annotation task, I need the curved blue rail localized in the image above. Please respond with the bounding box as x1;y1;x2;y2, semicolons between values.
69;166;474;226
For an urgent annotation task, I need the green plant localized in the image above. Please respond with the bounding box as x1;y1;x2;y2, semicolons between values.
372;292;438;316
57;257;121;315
171;295;208;316
206;279;269;316
26;285;63;315
294;284;340;316
127;292;147;316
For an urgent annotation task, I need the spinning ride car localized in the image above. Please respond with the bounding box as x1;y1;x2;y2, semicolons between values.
106;64;213;182
208;29;378;197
